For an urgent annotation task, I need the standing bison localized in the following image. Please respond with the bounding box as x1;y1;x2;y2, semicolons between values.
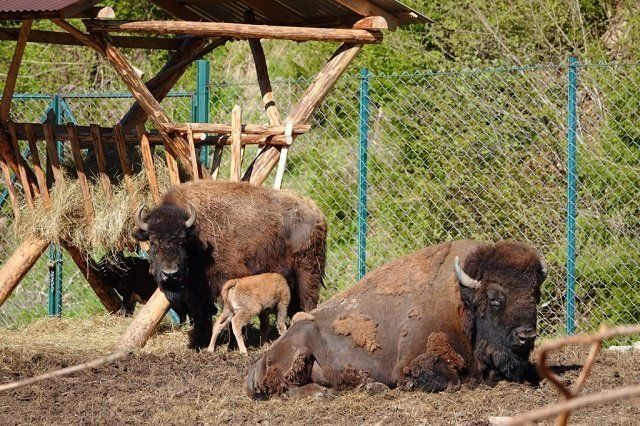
134;181;327;349
246;240;546;397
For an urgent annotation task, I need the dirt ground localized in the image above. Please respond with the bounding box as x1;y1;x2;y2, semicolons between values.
1;317;639;425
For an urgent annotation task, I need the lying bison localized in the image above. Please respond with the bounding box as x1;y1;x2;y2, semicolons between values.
246;240;546;397
134;181;327;349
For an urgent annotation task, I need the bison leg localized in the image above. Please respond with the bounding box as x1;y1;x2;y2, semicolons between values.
259;311;271;345
231;310;252;354
399;332;465;393
207;307;233;352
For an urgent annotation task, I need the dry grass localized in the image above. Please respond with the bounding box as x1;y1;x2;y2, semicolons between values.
15;158;172;263
1;317;640;425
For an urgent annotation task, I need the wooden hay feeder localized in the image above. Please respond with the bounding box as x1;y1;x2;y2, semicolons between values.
0;0;427;350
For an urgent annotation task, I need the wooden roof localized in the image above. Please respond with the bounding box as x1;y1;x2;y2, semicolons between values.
0;0;102;20
151;0;429;28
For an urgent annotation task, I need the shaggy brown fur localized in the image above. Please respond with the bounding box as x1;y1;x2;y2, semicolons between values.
135;180;327;348
207;273;290;354
246;240;547;398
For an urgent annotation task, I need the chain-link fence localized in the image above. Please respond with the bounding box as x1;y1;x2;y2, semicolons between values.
0;60;638;336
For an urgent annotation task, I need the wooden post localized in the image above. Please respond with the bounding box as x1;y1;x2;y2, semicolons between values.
24;124;51;207
90;124;112;199
0;160;20;222
0;234;50;308
0;20;32;122
68;124;95;221
273;121;293;190
137;124;160;202
229;105;242;182
164;145;180;186
62;242;122;314
113;124;137;211
246;43;364;185
7;122;34;209
42;123;65;187
186;124;200;181
115;288;170;350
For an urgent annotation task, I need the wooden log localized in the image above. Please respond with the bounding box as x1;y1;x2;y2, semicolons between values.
165;146;180;186
62;242;122;314
160;122;310;135
246;10;281;127
273;122;293;190
115;288;170;351
353;16;389;30
119;37;218;131
85;20;383;44
0;132;38;191
92;32;195;179
0;234;49;308
0;21;32;123
67;124;95;222
7;122;34;209
24;124;51;208
113;124;137;211
230;106;243;182
186;125;200;181
89;124;112;199
334;0;399;29
0;28;184;50
42;123;65;187
137;125;160;203
246;43;364;185
210;146;223;180
0;160;20;222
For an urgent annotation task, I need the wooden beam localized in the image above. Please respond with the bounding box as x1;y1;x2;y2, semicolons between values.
84;20;383;44
0;28;184;50
229;106;243;182
68;124;95;222
1;21;32;123
0;131;39;195
24;124;51;208
7;122;34;209
246;10;281;127
115;288;170;350
210;146;223;180
10;122;294;147
246;43;364;185
137;125;160;203
242;0;304;23
186;125;200;181
0;235;50;308
43;123;65;187
0;160;20;222
113;125;137;211
161;122;310;135
89;124;112;199
120;37;222;131
88;32;195;179
353;16;389;30
62;241;122;314
333;0;400;29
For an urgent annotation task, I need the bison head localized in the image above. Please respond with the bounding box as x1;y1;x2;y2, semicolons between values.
134;204;197;303
455;241;547;384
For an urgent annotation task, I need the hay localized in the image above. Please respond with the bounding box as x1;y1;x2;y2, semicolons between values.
16;156;173;264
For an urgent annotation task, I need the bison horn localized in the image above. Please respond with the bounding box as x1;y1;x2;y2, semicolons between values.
134;205;149;232
455;256;481;289
184;204;197;228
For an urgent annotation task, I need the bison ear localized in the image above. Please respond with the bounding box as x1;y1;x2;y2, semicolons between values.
134;228;149;241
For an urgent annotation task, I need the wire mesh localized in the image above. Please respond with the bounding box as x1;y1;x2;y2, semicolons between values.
0;62;638;337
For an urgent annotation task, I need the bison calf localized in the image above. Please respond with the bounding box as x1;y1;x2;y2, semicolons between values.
208;273;290;354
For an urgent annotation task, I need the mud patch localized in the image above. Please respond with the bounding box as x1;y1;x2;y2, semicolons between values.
426;332;465;370
331;313;380;352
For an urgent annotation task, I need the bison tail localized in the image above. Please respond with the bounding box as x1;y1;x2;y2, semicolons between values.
220;279;238;304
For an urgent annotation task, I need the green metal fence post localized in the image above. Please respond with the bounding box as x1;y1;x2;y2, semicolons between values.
193;59;210;165
48;95;63;316
357;68;370;281
566;56;579;334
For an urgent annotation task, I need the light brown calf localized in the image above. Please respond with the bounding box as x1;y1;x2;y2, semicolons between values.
207;272;290;354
